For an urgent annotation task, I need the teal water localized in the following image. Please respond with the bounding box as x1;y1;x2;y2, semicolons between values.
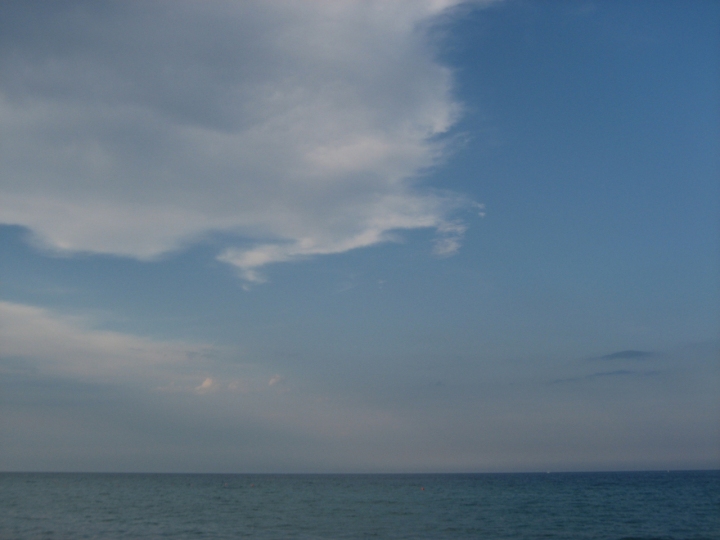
1;471;718;539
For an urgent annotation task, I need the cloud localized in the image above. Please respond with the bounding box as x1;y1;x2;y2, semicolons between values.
432;220;468;256
194;377;216;394
0;300;216;388
551;369;661;384
0;300;300;400
0;0;485;281
598;350;655;360
2;301;718;472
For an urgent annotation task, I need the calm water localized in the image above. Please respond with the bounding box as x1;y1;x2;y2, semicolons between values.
0;471;718;539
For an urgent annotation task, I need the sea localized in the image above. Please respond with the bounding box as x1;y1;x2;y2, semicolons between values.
1;471;718;539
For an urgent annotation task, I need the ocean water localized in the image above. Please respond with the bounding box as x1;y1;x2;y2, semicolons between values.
0;471;718;539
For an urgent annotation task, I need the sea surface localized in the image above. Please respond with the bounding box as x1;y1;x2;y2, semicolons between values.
0;471;718;539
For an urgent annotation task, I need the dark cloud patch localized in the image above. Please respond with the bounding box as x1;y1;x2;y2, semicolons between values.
598;350;654;360
0;355;38;374
551;369;661;384
590;369;660;378
0;371;121;406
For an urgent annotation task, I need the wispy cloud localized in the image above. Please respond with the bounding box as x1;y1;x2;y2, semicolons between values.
597;350;655;360
432;220;468;256
0;301;216;388
0;1;487;282
551;369;661;384
194;377;216;394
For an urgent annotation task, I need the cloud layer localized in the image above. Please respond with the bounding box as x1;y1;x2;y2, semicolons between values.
598;350;654;360
0;0;476;280
0;301;217;387
2;300;718;472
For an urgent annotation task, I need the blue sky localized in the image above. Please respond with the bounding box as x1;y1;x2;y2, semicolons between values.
1;0;718;473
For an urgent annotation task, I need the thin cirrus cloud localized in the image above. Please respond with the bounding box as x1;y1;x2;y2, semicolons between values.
550;370;662;385
0;301;218;389
0;0;487;282
597;350;655;360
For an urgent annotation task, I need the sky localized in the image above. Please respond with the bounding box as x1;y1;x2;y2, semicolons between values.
0;0;718;473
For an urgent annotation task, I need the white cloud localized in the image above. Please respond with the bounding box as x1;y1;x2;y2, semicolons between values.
0;0;485;279
432;220;469;256
0;301;301;399
0;301;215;388
194;377;216;394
